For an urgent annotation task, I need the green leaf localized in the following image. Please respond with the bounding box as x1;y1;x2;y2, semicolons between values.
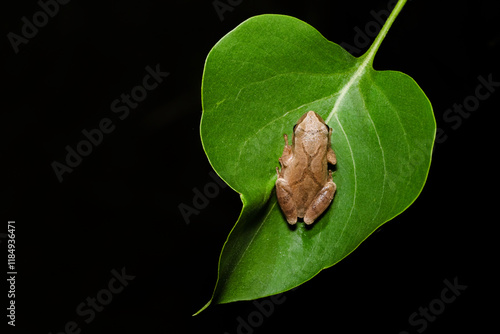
196;0;435;314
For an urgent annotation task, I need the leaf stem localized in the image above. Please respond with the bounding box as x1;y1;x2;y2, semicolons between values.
325;0;407;124
363;0;407;66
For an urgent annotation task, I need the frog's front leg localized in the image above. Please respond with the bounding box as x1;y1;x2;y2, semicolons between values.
278;134;293;167
275;169;298;225
327;128;337;165
303;171;336;224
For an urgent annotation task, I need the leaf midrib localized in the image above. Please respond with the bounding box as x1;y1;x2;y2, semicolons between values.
325;55;372;124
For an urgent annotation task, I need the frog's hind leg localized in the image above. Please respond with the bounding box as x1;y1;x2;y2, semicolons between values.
303;171;336;224
275;173;298;225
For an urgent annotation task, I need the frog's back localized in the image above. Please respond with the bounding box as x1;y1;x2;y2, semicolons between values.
289;141;329;217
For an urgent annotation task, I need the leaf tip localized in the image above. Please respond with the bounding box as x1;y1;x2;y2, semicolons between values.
192;300;212;316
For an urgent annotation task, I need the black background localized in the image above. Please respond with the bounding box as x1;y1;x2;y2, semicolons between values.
2;0;497;333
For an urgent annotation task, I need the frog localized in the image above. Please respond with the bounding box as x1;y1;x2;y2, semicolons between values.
275;111;337;225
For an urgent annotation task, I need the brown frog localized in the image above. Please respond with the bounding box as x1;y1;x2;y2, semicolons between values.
276;111;337;225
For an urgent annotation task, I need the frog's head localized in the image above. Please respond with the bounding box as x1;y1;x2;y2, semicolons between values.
293;111;329;136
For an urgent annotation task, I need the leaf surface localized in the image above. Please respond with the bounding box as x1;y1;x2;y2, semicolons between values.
198;11;435;311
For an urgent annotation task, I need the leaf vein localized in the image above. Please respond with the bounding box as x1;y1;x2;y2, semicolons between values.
332;113;356;249
359;87;387;223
